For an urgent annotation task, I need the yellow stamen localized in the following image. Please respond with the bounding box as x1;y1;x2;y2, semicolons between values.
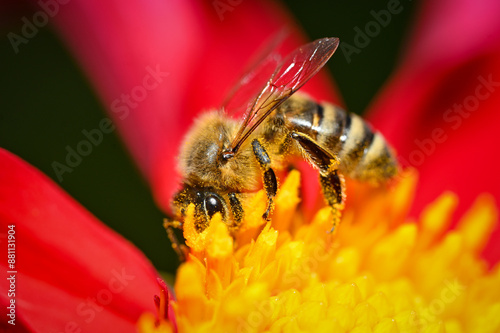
139;169;499;332
137;312;174;333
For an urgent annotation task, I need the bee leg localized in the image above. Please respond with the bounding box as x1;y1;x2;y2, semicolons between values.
319;170;345;232
252;139;278;220
228;192;244;232
290;132;345;231
163;218;188;262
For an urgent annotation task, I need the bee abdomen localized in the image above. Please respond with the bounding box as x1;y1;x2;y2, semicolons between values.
282;96;397;182
331;111;397;182
283;97;346;152
351;132;398;182
336;112;373;174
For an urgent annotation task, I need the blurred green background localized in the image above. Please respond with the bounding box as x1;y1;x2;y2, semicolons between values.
0;0;416;274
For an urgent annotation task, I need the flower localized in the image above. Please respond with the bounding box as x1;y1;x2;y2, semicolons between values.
142;170;500;332
3;0;500;332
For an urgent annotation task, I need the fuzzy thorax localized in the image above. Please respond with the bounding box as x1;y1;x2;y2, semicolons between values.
178;111;259;192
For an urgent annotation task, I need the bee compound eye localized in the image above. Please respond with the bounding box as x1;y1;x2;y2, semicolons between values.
204;194;224;218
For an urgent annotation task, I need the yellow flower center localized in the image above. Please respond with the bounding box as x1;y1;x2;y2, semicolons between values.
140;170;500;333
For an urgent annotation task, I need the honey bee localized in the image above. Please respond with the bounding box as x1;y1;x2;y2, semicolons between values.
165;37;398;255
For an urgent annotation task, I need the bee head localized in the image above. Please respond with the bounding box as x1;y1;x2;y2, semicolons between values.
172;186;228;232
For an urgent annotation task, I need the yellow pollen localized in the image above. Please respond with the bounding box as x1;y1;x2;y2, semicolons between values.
137;312;174;333
139;169;499;333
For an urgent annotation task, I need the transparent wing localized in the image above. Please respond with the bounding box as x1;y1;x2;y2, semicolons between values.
226;37;340;155
222;30;288;120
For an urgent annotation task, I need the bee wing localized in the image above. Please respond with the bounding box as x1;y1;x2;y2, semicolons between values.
222;31;288;120
227;37;340;154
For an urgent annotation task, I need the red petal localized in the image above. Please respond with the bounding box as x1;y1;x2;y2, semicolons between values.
0;149;159;332
367;0;500;263
48;0;339;213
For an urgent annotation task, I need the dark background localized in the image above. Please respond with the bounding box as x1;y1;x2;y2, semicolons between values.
0;0;417;274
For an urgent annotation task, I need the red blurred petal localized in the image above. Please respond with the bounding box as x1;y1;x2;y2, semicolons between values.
155;278;177;328
367;0;500;263
0;149;159;332
48;0;339;213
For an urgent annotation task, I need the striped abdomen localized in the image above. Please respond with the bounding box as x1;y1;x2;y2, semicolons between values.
279;95;398;182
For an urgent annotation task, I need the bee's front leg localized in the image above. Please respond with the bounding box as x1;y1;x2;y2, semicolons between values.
290;132;345;231
227;192;244;232
251;139;278;221
163;218;188;262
